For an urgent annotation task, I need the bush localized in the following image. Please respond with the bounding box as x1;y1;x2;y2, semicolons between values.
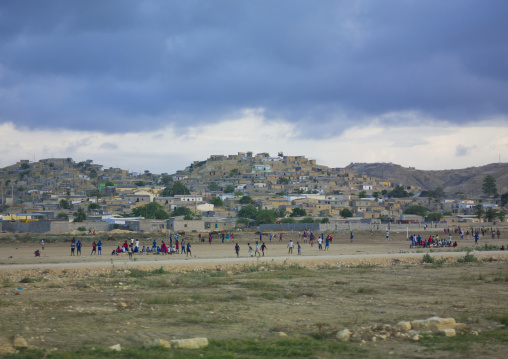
422;253;434;263
457;252;478;263
77;227;86;232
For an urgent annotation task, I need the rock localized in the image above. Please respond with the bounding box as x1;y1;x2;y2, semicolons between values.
336;329;351;342
410;320;430;331
439;329;456;337
378;334;387;340
276;332;287;337
120;302;127;308
144;339;171;349
170;338;208;349
395;321;411;331
412;334;420;341
13;334;28;349
455;323;468;330
371;336;377;342
427;317;456;331
0;338;15;355
108;344;121;351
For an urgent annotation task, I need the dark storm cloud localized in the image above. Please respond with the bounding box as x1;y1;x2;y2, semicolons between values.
0;0;507;134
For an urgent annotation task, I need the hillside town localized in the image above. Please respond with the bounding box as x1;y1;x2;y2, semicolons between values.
0;153;506;234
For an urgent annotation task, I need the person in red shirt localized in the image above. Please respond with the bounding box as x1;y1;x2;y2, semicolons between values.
91;241;97;255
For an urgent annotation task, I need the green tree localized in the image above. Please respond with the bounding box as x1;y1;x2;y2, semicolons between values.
255;210;278;225
160;175;173;185
278;177;290;185
88;190;101;198
300;217;315;223
20;162;30;169
426;212;443;221
134;181;145;187
234;191;244;197
210;197;224;207
290;207;307;217
239;195;254;205
497;210;506;222
208;183;220;191
88;203;99;211
224;185;235;193
485;208;497;222
340;208;353;218
132;202;169;219
59;199;70;209
104;181;115;187
228;169;239;177
388;185;410;198
278;207;287;217
237;205;258;219
404;205;428;217
281;217;296;223
381;189;388;196
56;212;68;220
236;217;251;225
474;204;484;220
171;206;192;217
358;191;367;198
500;193;508;207
162;181;190;196
320;217;330;223
73;208;87;222
482;175;498;197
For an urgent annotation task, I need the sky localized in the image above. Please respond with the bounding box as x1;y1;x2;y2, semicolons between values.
1;1;507;174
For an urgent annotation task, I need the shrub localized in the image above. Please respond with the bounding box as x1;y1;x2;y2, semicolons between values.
422;253;434;263
457;252;478;263
77;226;86;232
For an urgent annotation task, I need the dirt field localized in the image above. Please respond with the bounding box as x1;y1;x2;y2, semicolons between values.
1;229;507;358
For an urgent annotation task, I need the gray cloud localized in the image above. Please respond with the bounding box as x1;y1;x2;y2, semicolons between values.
0;1;507;135
456;144;474;157
99;142;119;150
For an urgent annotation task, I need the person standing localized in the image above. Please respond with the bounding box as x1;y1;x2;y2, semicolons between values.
135;239;139;253
41;238;45;250
181;239;186;254
248;243;253;257
288;239;294;254
325;236;330;251
386;230;390;241
261;242;267;256
297;242;302;255
186;242;191;257
254;241;261;257
70;240;76;256
97;240;102;255
91;241;97;255
350;232;354;243
318;236;323;250
235;243;240;257
76;240;82;255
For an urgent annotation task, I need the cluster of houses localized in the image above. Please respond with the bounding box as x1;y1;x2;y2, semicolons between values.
0;153;503;234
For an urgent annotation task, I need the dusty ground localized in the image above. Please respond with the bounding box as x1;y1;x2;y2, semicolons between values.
0;228;507;358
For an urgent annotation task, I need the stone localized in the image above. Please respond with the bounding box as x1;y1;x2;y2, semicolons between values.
395;321;411;332
412;334;420;341
144;339;171;349
427;317;456;331
336;329;351;342
170;338;209;349
276;332;287;337
410;320;430;331
455;323;468;330
12;334;28;349
108;344;121;351
439;329;456;337
120;302;127;308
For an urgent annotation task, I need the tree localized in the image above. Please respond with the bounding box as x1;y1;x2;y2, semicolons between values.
171;206;192;217
234;191;244;197
482;175;498;197
278;177;289;185
255;210;278;225
358;191;367;198
278;151;284;158
88;203;99;211
160;175;173;185
237;205;258;219
162;181;190;196
278;207;287;218
388;186;410;198
340;208;353;218
474;204;484;220
497;210;506;222
239;195;254;205
20;162;30;169
381;189;388;196
404;205;428;217
228;169;239;177
320;217;330;223
236;217;251;225
300;217;315;223
281;217;296;223
104;181;115;187
426;212;443;221
57;212;68;220
373;192;380;200
134;181;145;187
224;185;235;193
73;208;87;222
59;199;70;209
290;207;307;217
210;197;224;207
500;193;508;207
132;202;169;219
208;183;220;191
485;208;497;222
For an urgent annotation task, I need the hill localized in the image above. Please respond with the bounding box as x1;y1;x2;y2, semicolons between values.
346;162;508;195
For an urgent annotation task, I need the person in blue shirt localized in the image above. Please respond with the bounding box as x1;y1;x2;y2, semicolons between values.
76;240;82;255
97;240;102;255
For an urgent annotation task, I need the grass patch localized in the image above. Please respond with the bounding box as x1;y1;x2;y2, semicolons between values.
144;294;181;305
355;286;376;294
419;329;508;353
489;313;508;326
457;252;478;263
422;253;434;263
